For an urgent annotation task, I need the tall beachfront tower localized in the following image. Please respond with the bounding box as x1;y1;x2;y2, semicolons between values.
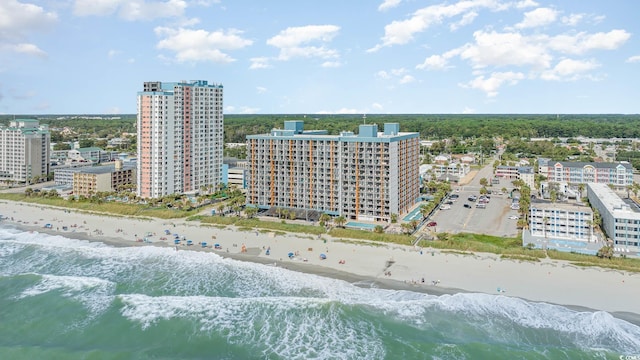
137;80;223;199
246;121;420;223
0;119;50;184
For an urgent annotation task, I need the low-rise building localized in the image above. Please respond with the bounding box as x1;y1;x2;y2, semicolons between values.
522;200;596;255
495;166;534;188
547;161;634;188
72;161;136;197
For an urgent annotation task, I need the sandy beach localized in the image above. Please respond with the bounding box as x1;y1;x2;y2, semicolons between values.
2;199;639;323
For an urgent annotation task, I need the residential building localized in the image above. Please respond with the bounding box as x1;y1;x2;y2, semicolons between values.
68;147;116;164
494;166;535;189
522;200;595;255
587;183;640;255
0;119;50;183
246;121;420;222
72;161;136;197
546;161;634;188
137;80;224;198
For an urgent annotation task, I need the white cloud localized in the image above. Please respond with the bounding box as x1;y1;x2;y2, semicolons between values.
399;75;416;84
626;55;640;63
155;27;252;63
372;102;384;111
515;7;557;29
540;58;600;81
462;106;476;114
378;0;401;12
321;61;341;68
461;71;524;97
417;55;449;70
0;0;56;58
546;29;631;54
108;49;120;58
561;13;584;26
249;57;271;69
450;11;477;31
375;70;391;80
74;0;186;21
256;86;267;94
368;0;509;52
10;43;47;58
459;30;552;70
267;25;340;61
515;0;538;8
237;106;260;114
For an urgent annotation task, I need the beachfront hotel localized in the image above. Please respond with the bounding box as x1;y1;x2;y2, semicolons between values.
72;160;136;197
246;121;420;223
0;119;50;184
136;80;224;198
545;161;634;188
522;200;596;254
587;183;640;256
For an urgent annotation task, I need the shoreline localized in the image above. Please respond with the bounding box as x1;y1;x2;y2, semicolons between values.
2;200;639;326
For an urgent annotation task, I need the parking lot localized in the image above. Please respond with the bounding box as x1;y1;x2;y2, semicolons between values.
422;164;521;238
427;190;519;237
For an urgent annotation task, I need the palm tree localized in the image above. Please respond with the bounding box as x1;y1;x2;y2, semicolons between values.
390;213;398;224
217;203;225;216
419;204;430;219
319;213;331;226
334;216;347;228
244;206;258;219
374;225;384;234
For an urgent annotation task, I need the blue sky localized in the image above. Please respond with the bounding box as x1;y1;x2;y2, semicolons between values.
1;0;639;115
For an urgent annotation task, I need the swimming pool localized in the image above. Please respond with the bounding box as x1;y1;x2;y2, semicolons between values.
403;206;423;222
345;221;378;230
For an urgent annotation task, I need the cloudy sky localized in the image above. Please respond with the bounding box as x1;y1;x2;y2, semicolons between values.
1;0;638;114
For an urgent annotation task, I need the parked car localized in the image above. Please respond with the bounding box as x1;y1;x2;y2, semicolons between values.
468;195;477;201
464;203;472;208
444;200;454;205
508;215;519;220
427;221;437;227
440;205;451;210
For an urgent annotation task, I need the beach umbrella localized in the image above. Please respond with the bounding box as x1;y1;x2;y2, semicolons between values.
201;242;207;247
320;253;327;260
174;239;180;244
288;252;294;258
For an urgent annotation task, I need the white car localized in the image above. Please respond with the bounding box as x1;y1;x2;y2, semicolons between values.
508;215;519;220
440;205;451;210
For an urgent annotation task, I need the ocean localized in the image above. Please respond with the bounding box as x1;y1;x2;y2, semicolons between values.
1;225;639;359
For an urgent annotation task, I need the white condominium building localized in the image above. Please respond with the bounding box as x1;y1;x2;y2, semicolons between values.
587;183;640;255
0;119;50;183
246;121;420;223
137;80;224;198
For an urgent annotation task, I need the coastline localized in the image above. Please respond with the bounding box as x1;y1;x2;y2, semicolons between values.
2;200;639;326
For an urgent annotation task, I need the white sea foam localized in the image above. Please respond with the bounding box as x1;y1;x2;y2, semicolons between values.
118;293;385;360
18;273;116;316
3;226;639;354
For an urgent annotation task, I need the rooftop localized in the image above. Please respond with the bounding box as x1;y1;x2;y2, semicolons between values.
588;183;640;218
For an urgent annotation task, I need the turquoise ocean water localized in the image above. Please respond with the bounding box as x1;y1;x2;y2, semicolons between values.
1;225;639;359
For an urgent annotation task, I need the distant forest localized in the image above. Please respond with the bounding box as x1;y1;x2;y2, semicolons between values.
2;113;639;143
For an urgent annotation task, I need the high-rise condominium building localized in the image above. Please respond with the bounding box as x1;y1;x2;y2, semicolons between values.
246;121;420;223
0;119;50;183
137;80;223;198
